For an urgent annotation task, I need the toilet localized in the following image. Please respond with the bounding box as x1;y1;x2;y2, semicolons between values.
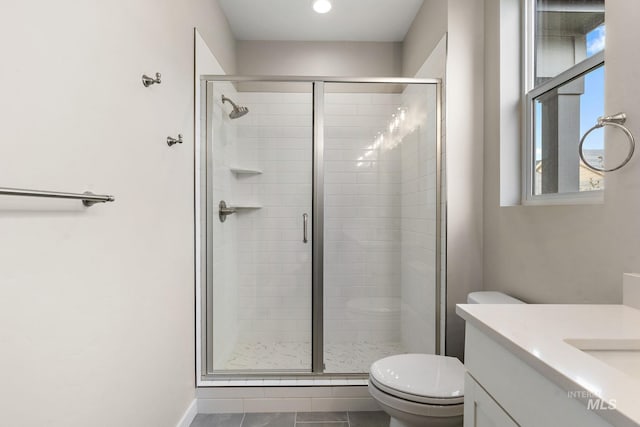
368;291;525;427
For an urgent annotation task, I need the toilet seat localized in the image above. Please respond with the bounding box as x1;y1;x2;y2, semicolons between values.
369;354;465;405
368;381;464;418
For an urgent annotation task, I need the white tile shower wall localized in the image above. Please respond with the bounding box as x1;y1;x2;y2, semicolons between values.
324;93;403;346
211;82;240;369
399;85;438;354
232;92;314;349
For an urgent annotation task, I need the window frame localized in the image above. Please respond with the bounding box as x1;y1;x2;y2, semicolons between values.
522;0;605;205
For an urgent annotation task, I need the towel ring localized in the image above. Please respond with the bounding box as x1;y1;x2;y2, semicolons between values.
579;113;635;173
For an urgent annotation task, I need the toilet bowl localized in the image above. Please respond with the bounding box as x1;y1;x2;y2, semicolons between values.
368;291;525;427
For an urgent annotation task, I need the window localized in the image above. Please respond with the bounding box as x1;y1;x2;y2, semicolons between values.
525;0;605;203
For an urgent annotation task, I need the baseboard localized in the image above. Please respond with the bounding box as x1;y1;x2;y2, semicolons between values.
176;399;198;427
196;386;380;413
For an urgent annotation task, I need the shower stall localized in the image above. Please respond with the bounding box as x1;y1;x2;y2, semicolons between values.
198;76;443;380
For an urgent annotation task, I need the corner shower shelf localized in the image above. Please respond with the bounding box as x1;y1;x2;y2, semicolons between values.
229;167;263;175
219;200;261;222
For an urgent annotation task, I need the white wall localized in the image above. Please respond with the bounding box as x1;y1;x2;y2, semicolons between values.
0;1;234;426
482;0;637;305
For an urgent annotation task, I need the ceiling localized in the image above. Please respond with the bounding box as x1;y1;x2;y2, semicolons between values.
218;0;425;42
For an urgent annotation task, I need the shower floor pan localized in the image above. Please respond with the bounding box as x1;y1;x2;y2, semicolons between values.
223;341;405;373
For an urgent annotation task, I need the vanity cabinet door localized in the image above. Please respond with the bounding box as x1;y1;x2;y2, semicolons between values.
464;373;519;427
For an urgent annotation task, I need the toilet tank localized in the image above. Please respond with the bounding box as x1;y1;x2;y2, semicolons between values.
467;291;525;304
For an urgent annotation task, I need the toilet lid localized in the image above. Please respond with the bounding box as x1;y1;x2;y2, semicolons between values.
369;354;465;405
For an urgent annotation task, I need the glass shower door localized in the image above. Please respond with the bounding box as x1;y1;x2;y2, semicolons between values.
205;81;314;373
322;82;439;373
201;77;442;379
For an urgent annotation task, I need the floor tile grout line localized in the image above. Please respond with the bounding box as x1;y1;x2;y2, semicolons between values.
188;411;390;427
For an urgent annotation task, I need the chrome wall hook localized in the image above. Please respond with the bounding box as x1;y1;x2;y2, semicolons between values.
142;72;161;87
167;134;183;147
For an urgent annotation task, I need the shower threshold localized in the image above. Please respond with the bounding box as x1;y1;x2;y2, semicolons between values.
222;341;405;373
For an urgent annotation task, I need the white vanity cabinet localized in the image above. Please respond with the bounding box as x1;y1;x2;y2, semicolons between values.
464;373;518;427
462;323;615;427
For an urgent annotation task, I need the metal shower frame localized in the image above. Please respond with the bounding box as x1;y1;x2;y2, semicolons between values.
198;75;444;382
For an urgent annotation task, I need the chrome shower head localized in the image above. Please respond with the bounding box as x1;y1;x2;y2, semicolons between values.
221;95;249;119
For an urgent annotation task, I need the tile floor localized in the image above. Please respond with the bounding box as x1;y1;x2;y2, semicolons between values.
224;342;405;373
189;411;389;427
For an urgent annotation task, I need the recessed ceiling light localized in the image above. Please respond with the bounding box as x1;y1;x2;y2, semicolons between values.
313;0;332;14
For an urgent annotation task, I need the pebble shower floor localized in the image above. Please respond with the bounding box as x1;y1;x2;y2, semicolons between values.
223;341;405;372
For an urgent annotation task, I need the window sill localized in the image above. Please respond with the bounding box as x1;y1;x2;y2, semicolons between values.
522;191;604;206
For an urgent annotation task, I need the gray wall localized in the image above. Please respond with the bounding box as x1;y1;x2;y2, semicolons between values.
444;0;485;360
402;0;449;77
236;40;402;76
197;2;237;73
483;0;638;304
401;0;487;361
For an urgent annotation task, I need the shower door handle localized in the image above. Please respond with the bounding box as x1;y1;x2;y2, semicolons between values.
303;213;308;243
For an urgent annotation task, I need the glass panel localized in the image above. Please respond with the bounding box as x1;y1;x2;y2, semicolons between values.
535;0;605;86
533;65;605;195
208;81;313;373
323;83;438;373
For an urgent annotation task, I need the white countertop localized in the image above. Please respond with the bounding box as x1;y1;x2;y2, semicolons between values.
456;304;640;427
